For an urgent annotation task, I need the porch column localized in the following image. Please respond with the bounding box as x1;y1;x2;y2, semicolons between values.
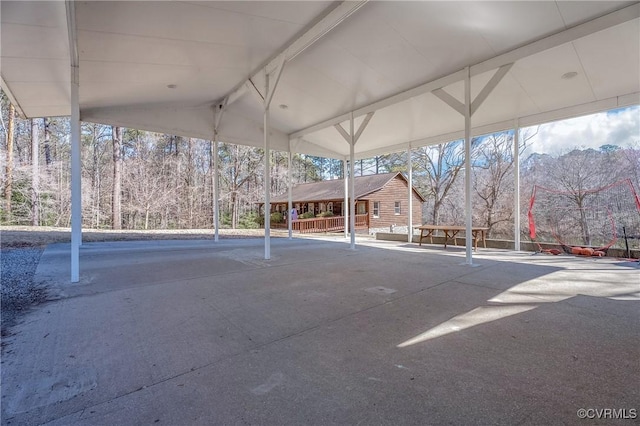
212;101;226;243
333;111;374;248
67;0;81;282
213;138;220;242
349;113;356;249
344;159;349;239
407;143;413;243
432;63;513;265
288;148;293;239
463;67;473;265
261;59;285;260
70;65;81;282
264;81;271;259
513;119;521;251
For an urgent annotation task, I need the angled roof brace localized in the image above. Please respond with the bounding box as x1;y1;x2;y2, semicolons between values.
223;1;369;107
433;63;513;117
471;63;513;115
334;111;375;145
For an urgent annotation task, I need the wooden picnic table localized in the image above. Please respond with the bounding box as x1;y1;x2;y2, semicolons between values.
417;225;488;250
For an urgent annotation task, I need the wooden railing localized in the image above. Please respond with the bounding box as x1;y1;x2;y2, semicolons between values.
272;214;369;234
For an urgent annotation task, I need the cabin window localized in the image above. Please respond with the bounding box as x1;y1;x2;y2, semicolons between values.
357;202;366;215
373;201;380;218
394;201;401;215
327;202;333;213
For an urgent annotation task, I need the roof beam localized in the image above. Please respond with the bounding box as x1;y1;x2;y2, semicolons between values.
0;76;25;118
223;1;368;107
471;2;640;76
289;2;639;140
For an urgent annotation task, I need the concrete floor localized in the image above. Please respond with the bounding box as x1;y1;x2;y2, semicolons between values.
2;236;639;425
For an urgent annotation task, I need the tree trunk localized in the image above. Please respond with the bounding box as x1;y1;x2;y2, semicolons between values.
112;126;122;229
31;119;40;226
4;103;15;219
231;192;238;229
43;118;52;166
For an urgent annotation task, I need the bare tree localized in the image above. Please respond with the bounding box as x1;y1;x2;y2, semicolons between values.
413;141;466;225
4;103;15;219
43;118;52;166
219;143;264;228
547;149;615;245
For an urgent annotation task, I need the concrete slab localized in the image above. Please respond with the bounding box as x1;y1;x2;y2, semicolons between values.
2;237;638;425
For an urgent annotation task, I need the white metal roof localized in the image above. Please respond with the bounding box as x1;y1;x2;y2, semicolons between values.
2;1;639;159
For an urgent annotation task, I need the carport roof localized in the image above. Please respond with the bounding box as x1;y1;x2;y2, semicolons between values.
2;1;639;160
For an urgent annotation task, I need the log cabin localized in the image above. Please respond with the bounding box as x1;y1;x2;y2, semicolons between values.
266;172;425;233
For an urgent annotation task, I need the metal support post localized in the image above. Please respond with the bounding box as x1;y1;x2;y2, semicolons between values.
464;67;473;265
407;144;413;243
349;113;356;250
288;149;293;239
513;120;521;251
213;138;220;242
344;159;349;239
70;66;81;282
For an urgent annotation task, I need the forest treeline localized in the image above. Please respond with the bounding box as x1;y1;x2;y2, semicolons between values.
1;93;638;242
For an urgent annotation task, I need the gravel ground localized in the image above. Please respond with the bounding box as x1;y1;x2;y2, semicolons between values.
1;248;47;339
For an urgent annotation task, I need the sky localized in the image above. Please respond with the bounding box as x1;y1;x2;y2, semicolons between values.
522;105;640;156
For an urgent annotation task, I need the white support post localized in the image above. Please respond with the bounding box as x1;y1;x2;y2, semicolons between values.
464;67;473;265
434;62;511;265
407;144;413;243
287;148;293;240
264;77;271;260
212;100;227;243
67;0;81;282
261;62;286;259
213;138;220;242
349;113;356;250
341;159;347;239
70;66;81;282
513;119;521;251
333;112;374;244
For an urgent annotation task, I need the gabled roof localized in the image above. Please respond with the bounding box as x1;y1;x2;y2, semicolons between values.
270;172;426;203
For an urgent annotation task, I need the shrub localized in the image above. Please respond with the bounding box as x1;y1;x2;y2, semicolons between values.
270;212;284;223
317;211;334;218
299;211;315;219
239;212;261;229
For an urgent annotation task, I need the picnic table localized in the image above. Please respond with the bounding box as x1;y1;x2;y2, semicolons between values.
417;225;488;250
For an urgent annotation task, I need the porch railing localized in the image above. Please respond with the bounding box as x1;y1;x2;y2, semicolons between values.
272;214;369;233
